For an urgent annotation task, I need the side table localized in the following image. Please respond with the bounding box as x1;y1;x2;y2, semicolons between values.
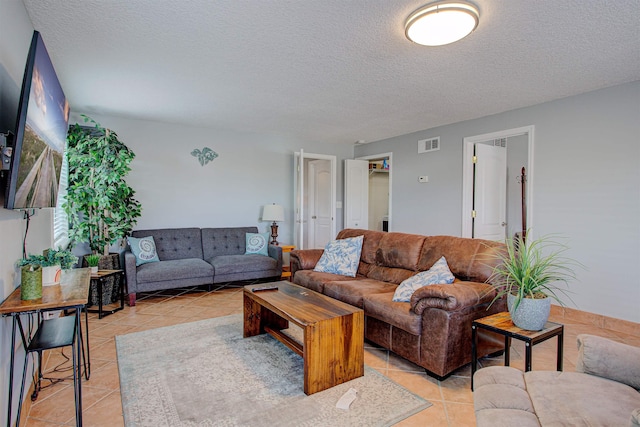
0;268;91;427
471;311;564;390
279;245;295;281
88;270;125;319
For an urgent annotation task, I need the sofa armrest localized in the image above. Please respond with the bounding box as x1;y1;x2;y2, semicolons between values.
290;249;324;275
410;281;497;314
268;245;283;272
576;334;640;391
124;251;138;292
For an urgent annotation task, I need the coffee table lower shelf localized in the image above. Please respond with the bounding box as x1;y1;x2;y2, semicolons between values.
243;281;364;395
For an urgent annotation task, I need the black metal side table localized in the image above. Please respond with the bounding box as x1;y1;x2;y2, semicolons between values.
88;269;126;319
0;269;91;427
471;311;564;390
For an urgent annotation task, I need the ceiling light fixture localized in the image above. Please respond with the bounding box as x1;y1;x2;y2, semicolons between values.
405;1;479;47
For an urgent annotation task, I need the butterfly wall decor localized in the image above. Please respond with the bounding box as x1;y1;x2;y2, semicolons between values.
191;147;219;166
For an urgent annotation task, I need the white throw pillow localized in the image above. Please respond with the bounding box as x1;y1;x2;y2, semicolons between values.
313;235;364;277
392;256;454;302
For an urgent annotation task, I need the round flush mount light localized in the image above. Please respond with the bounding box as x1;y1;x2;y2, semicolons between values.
405;1;479;46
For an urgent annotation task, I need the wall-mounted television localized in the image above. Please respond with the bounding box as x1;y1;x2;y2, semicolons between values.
4;30;70;210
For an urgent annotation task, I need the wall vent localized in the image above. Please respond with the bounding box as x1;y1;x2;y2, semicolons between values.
418;137;440;153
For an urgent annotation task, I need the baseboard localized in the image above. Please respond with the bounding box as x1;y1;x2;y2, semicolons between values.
550;305;640;338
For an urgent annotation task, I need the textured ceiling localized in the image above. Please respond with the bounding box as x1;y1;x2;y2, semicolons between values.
21;0;640;144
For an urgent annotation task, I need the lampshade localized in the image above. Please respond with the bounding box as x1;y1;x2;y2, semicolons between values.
262;204;284;222
405;1;479;46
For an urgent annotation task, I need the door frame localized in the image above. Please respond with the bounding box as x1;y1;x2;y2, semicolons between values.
461;126;534;238
293;151;337;250
356;152;393;232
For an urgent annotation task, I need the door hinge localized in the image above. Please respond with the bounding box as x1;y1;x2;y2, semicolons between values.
472;156;477;164
472;210;476;218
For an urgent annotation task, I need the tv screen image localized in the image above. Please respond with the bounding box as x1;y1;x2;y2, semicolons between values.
5;30;70;209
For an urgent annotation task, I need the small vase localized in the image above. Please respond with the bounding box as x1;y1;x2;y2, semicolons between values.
42;265;62;286
507;293;551;331
21;265;43;300
90;266;99;274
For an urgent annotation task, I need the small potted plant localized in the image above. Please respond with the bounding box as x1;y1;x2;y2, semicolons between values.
487;232;582;331
85;254;101;274
18;248;78;288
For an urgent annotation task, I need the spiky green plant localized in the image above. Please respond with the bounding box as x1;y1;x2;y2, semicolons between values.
85;254;101;267
488;232;583;311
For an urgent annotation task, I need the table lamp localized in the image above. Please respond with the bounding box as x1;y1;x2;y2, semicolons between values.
262;203;284;245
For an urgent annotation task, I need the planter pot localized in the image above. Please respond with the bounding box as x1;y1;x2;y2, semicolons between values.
42;265;62;286
90;266;99;274
507;293;551;331
21;265;42;300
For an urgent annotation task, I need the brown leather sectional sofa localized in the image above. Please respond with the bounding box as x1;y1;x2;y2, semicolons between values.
290;228;507;379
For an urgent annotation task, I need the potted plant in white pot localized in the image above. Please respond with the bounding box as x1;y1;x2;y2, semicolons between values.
85;254;100;274
487;232;582;331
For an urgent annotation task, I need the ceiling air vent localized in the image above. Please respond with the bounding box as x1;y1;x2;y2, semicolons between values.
493;138;506;147
418;137;440;153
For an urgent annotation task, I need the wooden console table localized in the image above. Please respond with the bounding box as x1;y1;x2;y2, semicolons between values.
0;268;91;427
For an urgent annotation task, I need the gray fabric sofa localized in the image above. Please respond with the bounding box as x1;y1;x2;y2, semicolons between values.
124;227;282;305
473;334;640;426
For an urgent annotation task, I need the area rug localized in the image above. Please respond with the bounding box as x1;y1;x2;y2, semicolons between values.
116;314;431;426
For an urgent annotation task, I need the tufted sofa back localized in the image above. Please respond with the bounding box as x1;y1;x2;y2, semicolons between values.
132;228;203;261
202;227;259;260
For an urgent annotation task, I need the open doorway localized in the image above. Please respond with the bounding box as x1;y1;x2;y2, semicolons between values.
356;153;392;232
461;126;534;240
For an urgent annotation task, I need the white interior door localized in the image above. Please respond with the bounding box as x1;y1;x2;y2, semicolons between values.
473;143;507;240
293;150;305;249
294;151;337;250
344;159;369;229
308;159;332;248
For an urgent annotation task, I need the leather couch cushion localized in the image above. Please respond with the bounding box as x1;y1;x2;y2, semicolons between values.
375;232;425;270
136;258;213;284
293;270;359;294
336;229;384;266
419;236;503;282
323;278;397;308
363;292;422;335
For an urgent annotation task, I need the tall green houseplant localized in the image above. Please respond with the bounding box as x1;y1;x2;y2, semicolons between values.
64;116;142;255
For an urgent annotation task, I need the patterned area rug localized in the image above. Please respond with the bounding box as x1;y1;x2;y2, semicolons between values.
116;314;431;426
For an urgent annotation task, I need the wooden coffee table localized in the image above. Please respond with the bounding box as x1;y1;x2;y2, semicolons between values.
243;281;364;395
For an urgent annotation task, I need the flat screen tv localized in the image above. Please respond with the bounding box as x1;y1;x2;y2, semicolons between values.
4;30;70;210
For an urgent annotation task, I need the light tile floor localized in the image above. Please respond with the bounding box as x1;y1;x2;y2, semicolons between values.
21;284;640;426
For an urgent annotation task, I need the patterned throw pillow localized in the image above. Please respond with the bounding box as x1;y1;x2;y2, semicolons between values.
245;232;270;256
392;256;455;302
313;235;364;277
128;236;160;266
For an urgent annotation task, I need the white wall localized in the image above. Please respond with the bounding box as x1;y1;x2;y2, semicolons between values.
0;0;54;423
71;112;354;248
355;81;640;323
